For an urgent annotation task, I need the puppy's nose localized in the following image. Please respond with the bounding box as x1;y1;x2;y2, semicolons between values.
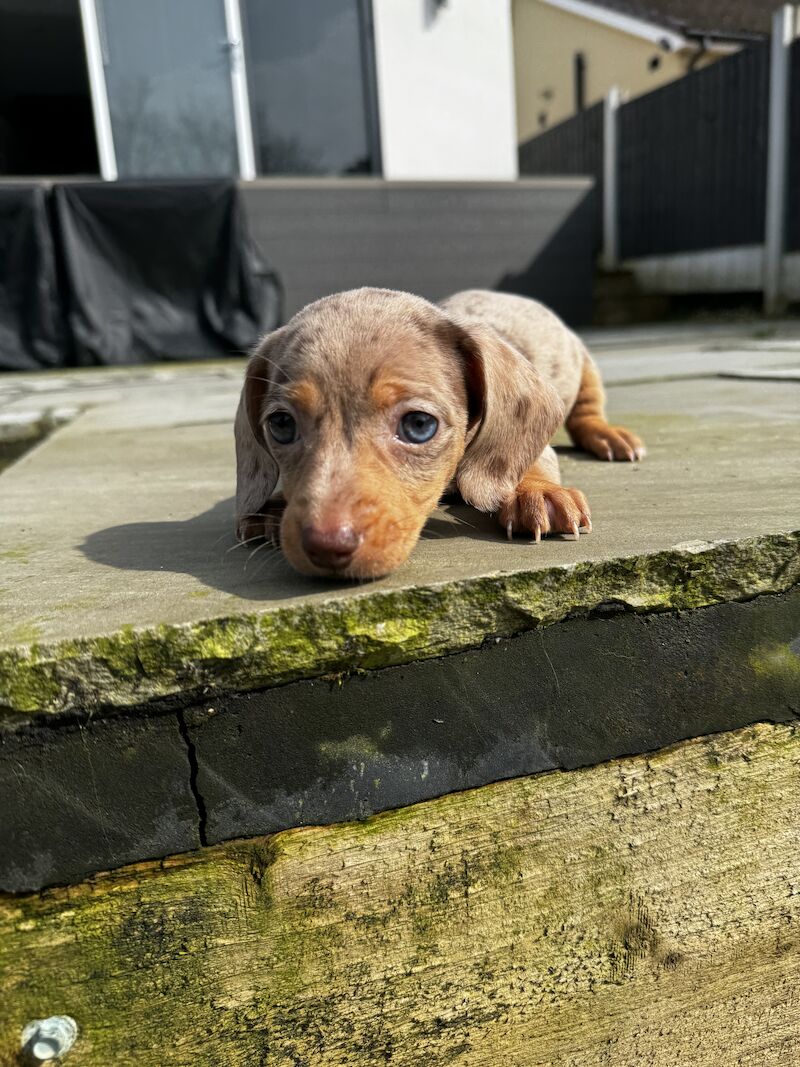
301;523;361;571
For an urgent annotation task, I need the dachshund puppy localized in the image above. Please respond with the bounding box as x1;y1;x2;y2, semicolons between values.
234;288;644;579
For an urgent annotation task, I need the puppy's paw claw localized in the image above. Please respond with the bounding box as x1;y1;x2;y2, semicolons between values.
499;482;592;542
580;424;645;462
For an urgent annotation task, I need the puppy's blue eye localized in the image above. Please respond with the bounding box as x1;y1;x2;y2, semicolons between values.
267;411;297;444
398;411;438;444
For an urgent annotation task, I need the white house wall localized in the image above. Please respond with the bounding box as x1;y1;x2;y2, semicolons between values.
371;0;518;180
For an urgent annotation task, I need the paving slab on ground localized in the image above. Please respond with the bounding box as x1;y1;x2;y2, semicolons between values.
0;325;799;718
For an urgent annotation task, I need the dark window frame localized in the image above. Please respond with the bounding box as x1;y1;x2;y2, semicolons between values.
357;0;383;176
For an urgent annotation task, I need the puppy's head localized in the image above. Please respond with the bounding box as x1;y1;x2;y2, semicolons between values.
235;288;563;579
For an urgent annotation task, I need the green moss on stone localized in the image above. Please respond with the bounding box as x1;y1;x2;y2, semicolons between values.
318;735;383;762
0;547;30;564
749;642;800;687
0;645;63;713
1;531;798;717
9;623;41;645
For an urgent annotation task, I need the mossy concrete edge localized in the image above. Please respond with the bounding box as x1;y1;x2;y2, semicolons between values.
1;531;798;717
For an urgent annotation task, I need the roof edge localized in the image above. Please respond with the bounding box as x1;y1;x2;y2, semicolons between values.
538;0;765;51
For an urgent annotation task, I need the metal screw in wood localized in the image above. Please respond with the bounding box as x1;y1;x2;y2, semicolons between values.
20;1016;78;1061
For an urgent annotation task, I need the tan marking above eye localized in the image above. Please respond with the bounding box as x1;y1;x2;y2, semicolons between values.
370;377;420;411
284;379;323;417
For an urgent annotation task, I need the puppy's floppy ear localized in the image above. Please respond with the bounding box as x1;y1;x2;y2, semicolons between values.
234;332;281;541
448;321;565;512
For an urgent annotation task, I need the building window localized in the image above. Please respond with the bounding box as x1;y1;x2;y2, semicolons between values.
0;0;99;176
97;0;240;178
241;0;380;175
0;0;382;180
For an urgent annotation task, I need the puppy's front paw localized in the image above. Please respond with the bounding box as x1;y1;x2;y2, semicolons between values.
499;481;591;543
578;422;645;462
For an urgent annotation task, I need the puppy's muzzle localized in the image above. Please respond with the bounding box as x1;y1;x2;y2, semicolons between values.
301;523;362;572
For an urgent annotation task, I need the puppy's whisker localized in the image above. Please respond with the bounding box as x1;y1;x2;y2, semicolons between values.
446;515;479;530
244;541;278;571
247;351;283;376
251;551;290;582
211;531;237;549
225;535;265;555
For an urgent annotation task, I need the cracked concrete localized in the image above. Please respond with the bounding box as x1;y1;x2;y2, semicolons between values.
2;583;798;892
176;706;209;848
0;706;200;891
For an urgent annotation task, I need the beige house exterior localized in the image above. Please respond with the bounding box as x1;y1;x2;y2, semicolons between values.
513;0;740;142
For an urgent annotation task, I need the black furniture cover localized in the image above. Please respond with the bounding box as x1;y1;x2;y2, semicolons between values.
0;184;67;370
53;180;281;365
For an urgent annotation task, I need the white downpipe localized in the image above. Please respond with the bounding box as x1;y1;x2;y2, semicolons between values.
763;4;797;315
223;0;257;181
78;0;118;180
77;0;117;180
601;86;621;271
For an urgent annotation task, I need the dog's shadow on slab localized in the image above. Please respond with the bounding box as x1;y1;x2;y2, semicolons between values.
80;497;323;603
80;496;497;603
423;500;500;543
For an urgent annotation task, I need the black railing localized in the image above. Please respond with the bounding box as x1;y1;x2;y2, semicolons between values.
619;42;769;259
518;102;603;252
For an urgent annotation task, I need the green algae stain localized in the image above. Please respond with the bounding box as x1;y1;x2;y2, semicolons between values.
0;546;31;564
749;642;800;687
90;626;142;681
0;645;62;713
9;623;41;644
318;735;383;762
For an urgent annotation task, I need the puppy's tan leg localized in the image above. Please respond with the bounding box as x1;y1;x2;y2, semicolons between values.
498;446;591;543
566;354;645;461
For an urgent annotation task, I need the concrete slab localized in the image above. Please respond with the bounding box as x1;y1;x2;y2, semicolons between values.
582;318;800;349
0;337;798;717
4;585;797;891
596;346;800;384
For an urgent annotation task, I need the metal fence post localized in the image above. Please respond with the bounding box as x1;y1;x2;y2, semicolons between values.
601;86;621;271
763;4;796;315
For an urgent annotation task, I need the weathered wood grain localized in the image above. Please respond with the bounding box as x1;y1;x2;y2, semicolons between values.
2;721;800;1066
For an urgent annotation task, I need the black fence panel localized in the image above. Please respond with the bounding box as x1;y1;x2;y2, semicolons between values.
518;101;604;185
518;102;603;253
618;42;770;260
785;38;800;251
